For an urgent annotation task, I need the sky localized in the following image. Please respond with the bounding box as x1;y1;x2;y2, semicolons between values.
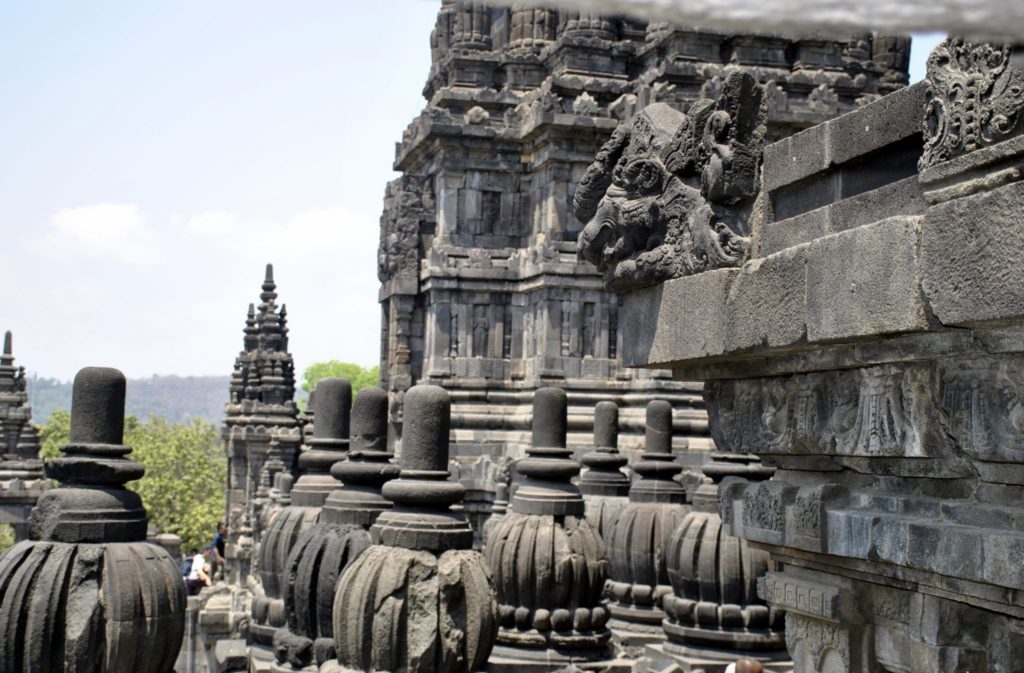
0;4;943;381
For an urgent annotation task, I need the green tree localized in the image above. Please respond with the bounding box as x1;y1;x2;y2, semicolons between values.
0;524;14;554
301;361;380;399
33;413;226;551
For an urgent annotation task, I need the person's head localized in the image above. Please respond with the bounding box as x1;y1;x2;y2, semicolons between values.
190;548;198;556
217;521;227;534
735;659;764;673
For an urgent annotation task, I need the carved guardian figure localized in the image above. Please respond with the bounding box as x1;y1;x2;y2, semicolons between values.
573;72;767;290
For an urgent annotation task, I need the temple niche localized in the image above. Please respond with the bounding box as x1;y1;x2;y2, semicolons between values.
378;1;911;475
0;331;47;541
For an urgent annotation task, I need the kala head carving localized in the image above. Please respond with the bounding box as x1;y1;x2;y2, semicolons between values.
574;71;766;291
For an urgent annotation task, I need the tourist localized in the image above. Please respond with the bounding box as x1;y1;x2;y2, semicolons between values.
184;548;210;596
725;659;764;673
212;521;227;579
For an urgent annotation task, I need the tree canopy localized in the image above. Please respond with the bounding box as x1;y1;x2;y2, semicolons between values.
38;411;225;552
301;361;380;397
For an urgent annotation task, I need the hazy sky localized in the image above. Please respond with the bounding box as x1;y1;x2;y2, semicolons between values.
0;4;942;380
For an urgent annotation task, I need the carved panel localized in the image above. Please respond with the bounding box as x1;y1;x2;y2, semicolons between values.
940;357;1024;463
921;38;1024;169
706;364;952;460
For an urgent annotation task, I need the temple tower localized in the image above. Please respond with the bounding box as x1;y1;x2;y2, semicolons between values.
0;367;185;673
0;331;47;540
224;264;301;585
378;3;912;470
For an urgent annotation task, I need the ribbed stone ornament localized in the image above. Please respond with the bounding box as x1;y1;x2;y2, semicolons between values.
662;454;788;669
485;387;611;668
0;367;185;673
272;387;399;672
604;400;689;644
332;385;497;673
580;400;630;539
254;378;353;667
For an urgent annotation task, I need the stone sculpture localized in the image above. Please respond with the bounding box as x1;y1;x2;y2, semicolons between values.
655;454;787;672
603;400;689;646
331;384;497;673
579;400;630;538
272;386;398;672
0;367;185;673
0;331;48;541
920;38;1024;168
485;387;611;669
252;378;353;671
573;72;767;290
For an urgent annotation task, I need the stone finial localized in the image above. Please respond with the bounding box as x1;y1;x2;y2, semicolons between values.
32;367;145;542
0;366;185;673
485;387;611;665
333;384;497;673
580;401;629;496
580;401;630;539
662;454;784;661
259;378;352;603
322;386;400;527
272;387;399;670
603;400;689;641
2;330;10;358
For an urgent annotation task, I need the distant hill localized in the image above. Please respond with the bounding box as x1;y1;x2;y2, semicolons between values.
27;374;233;425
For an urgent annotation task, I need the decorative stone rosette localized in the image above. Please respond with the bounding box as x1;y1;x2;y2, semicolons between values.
331;385;497;673
0;367;185;673
484;387;611;662
603;400;689;639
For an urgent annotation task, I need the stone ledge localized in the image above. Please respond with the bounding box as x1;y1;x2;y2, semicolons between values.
621;216;931;371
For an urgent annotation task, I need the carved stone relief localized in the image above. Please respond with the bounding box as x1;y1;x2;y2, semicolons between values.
573;71;767;290
921;38;1024;169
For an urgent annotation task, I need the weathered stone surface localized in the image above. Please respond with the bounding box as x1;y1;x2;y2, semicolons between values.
806;216;929;342
603;401;688;643
0;367;185;673
922;180;1024;326
485;387;611;666
333;384;497;673
580;401;630;539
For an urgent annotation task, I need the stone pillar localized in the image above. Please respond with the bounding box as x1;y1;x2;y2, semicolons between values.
451;1;492;50
580;400;630;539
332;385;497;673
508;5;557;49
655;454;788;672
0;367;185;673
485;387;611;670
252;379;352;672
272;387;399;672
603;401;689;649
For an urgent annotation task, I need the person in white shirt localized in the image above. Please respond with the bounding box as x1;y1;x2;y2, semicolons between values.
184;548;211;595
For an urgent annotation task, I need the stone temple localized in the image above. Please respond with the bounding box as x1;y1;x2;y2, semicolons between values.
377;3;910;470
0;331;47;541
9;4;1024;673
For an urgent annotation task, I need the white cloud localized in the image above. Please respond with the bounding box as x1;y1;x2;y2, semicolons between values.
183;206;377;260
28;203;165;266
